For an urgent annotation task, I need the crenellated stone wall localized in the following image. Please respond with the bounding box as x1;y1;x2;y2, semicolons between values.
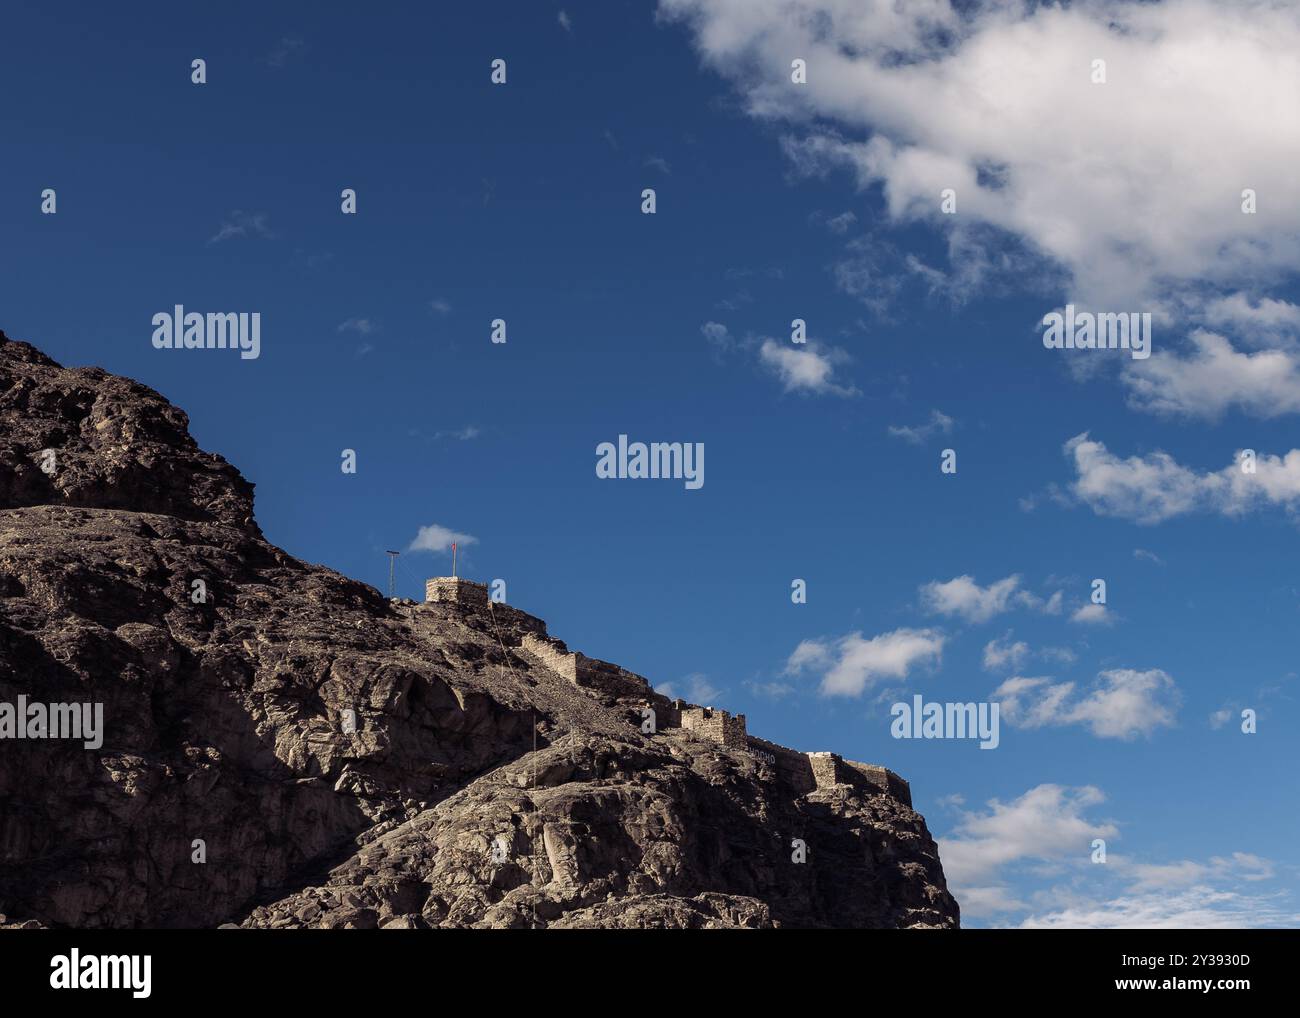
796;751;913;806
425;580;909;806
679;703;747;748
425;576;489;606
521;633;651;698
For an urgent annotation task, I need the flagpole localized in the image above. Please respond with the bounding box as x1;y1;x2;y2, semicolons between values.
452;542;457;578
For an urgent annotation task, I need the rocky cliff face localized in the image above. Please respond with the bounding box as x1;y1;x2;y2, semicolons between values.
0;330;959;929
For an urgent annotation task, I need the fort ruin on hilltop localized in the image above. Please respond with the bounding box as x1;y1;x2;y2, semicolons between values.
419;577;912;806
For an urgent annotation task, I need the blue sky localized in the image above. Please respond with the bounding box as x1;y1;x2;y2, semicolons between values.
3;0;1298;927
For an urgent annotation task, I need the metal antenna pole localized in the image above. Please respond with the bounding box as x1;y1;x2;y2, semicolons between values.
385;550;400;597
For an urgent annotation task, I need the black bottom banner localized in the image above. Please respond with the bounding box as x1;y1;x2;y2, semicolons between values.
0;928;1291;1006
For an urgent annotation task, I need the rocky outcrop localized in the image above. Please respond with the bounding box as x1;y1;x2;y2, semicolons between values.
0;330;959;929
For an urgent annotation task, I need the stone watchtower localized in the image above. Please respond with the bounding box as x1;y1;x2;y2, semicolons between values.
425;576;489;606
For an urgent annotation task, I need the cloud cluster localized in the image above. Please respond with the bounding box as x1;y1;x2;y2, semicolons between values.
1021;886;1299;930
888;409;954;444
920;574;1061;623
940;784;1290;925
662;0;1300;415
785;627;944;696
1064;433;1300;523
992;668;1180;739
939;784;1116;891
661;0;1300;308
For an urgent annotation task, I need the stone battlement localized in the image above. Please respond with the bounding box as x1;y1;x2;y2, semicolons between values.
677;702;747;748
420;575;908;805
521;633;651;699
425;576;489;606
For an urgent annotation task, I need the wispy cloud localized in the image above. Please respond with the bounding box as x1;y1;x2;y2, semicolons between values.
657;673;723;703
432;425;479;441
263;36;307;68
408;523;478;554
888;409;954;445
208;211;276;245
920;574;1061;624
1020;886;1300;930
338;318;377;335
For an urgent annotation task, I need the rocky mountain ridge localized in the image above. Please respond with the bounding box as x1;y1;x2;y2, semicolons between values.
0;330;959;929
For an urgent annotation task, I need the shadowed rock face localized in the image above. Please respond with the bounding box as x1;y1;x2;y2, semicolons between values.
0;330;960;930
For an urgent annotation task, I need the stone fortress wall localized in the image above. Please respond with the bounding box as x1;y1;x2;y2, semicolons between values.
423;577;910;806
425;577;489;606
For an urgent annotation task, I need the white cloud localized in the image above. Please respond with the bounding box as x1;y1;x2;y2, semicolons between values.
1122;853;1273;892
208;210;275;245
699;320;735;357
659;0;1300;413
657;673;723;703
338;318;376;335
1203;293;1300;343
264;36;306;68
1064;433;1300;523
982;632;1029;673
888;409;954;444
408;523;478;554
1201;292;1300;348
431;425;479;441
941;784;1290;926
939;784;1117;892
993;668;1180;740
921;574;1021;623
1070;603;1112;626
784;627;944;697
702;323;856;395
1020;886;1300;930
429;298;452;315
557;10;572;33
660;0;1300;311
824;210;857;234
1133;548;1164;566
919;574;1059;624
1125;330;1300;419
757;339;858;396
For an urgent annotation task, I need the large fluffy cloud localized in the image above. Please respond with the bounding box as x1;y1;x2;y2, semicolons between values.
660;0;1300;412
993;668;1180;739
1063;433;1300;522
784;627;944;696
939;784;1291;925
